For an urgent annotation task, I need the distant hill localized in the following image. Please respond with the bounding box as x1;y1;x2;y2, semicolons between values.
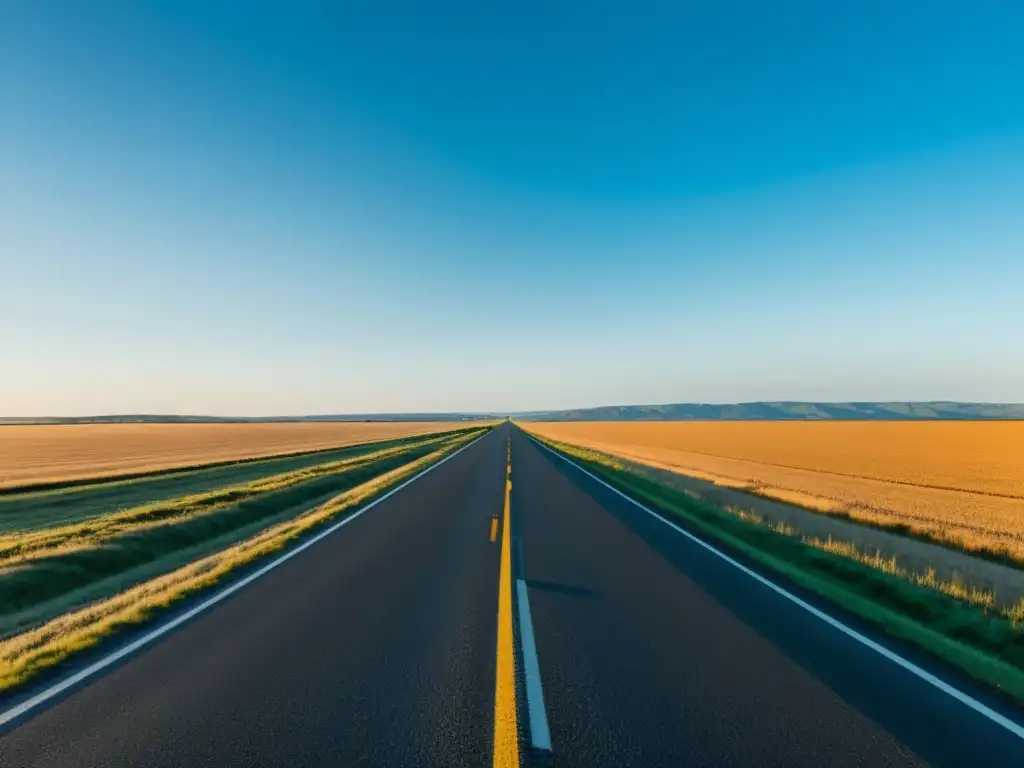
516;402;1024;421
5;402;1023;425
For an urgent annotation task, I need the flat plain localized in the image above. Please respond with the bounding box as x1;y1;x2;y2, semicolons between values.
522;420;1024;562
0;422;472;490
0;426;485;688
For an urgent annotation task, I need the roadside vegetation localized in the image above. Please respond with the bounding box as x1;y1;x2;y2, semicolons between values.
0;428;473;534
531;434;1024;706
524;421;1024;568
0;427;488;691
0;421;476;491
0;441;434;568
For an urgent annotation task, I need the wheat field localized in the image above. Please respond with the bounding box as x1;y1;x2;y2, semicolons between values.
0;422;472;489
522;421;1024;562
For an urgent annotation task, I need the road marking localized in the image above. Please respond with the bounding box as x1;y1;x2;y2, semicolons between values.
0;432;490;731
516;579;552;753
530;435;1024;743
492;440;520;768
490;516;499;542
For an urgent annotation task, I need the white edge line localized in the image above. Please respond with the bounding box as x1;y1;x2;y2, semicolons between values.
516;578;552;752
529;435;1024;742
0;431;488;729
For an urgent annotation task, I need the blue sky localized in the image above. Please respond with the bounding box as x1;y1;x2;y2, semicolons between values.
3;2;1023;415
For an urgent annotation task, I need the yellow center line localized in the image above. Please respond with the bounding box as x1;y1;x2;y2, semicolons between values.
492;438;519;768
489;516;499;543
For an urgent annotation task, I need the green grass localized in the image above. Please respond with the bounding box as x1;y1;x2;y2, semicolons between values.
0;429;484;639
0;427;489;690
537;436;1024;706
0;436;457;567
0;427;480;534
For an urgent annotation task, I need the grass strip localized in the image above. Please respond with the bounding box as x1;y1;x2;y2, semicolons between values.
752;491;1024;574
0;428;486;691
565;440;1024;572
0;434;454;566
0;427;482;534
0;426;481;496
0;434;471;635
534;435;1024;706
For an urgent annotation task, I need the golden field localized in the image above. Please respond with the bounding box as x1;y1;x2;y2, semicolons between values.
0;422;472;489
522;421;1024;562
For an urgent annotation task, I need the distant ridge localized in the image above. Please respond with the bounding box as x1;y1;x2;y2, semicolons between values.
5;402;1024;425
516;401;1024;421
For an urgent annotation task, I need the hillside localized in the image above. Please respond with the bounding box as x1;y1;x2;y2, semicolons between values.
517;401;1024;421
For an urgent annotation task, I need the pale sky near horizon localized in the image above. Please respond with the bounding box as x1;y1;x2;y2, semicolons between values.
3;3;1023;416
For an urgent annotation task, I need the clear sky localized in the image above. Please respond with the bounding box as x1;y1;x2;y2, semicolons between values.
3;2;1023;415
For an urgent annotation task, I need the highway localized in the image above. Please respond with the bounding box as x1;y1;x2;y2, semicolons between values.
2;422;1023;766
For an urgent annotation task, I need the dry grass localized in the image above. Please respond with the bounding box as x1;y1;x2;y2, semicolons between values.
522;421;1024;563
0;431;478;690
0;440;422;567
716;504;1010;615
537;435;1024;704
0;422;476;490
0;433;470;639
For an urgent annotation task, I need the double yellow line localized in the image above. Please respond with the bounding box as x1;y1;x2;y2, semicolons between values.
492;439;519;767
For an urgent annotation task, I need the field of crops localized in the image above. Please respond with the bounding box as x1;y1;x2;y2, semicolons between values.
0;425;487;689
522;421;1024;562
0;422;472;489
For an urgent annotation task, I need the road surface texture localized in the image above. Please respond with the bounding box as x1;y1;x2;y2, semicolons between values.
2;422;1023;766
510;426;1024;767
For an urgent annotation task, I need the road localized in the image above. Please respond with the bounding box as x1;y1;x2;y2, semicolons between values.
2;422;1023;766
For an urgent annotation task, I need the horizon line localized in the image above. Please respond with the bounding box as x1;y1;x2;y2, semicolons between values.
3;399;1023;423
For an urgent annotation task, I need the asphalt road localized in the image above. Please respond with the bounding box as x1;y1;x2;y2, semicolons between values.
0;428;506;767
509;426;1024;767
2;422;1024;766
